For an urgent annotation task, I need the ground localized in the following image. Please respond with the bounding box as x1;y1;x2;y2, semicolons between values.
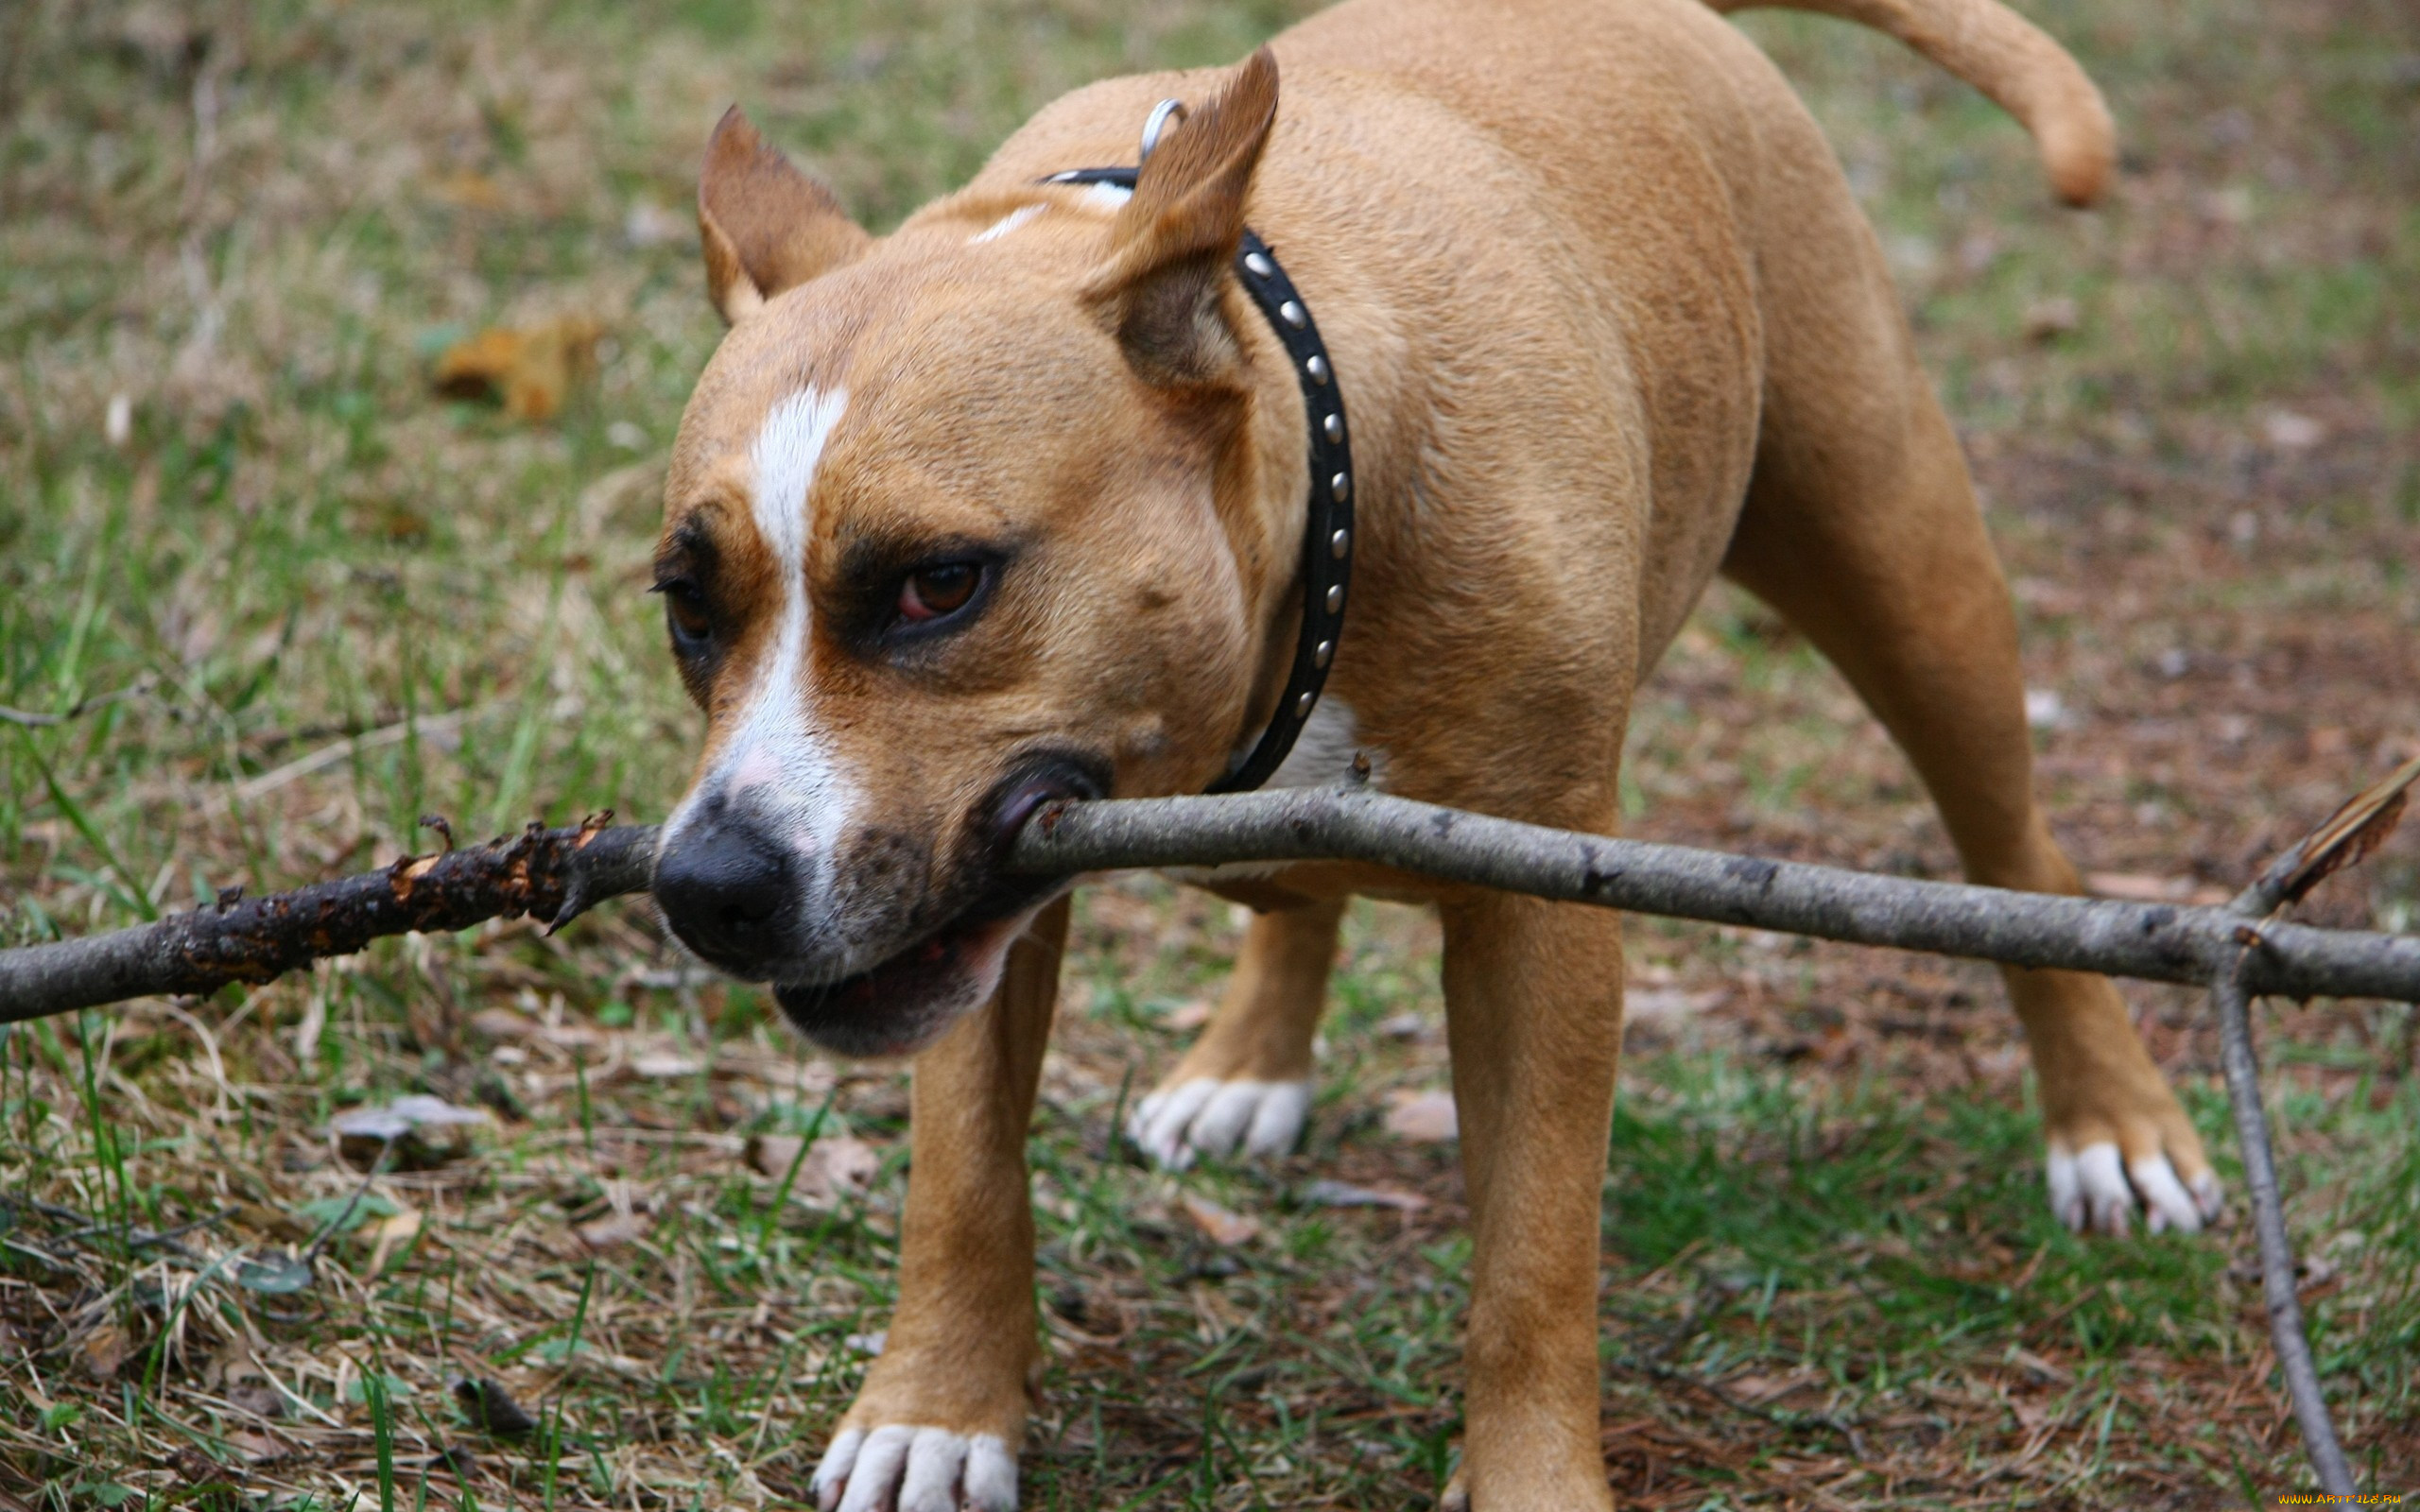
2;0;2416;1507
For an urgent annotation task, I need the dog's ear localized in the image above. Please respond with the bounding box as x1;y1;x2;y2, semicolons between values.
698;106;872;325
1082;48;1280;387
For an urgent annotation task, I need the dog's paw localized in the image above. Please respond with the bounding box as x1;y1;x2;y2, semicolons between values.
812;1424;1017;1512
1128;1076;1310;1171
2046;1139;2222;1236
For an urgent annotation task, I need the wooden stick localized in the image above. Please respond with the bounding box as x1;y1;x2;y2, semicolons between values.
7;782;2417;1022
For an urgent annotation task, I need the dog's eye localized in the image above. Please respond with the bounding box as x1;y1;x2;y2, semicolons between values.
897;562;981;623
656;578;714;652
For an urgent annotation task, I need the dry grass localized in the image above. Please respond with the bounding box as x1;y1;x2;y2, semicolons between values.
3;0;2417;1507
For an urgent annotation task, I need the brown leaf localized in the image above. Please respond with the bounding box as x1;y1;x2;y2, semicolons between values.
2021;296;2080;343
453;1375;537;1437
227;1383;286;1420
747;1134;880;1208
1382;1089;1460;1143
2262;753;2420;907
425;170;507;211
1160;1000;1213;1032
430;318;602;421
366;1207;424;1272
78;1322;134;1380
1181;1194;1260;1246
228;1429;290;1464
574;1211;650;1251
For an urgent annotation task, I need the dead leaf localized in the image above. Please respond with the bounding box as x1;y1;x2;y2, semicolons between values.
1724;1369;1818;1404
365;1207;424;1273
2021;296;2080;343
746;1134;880;1208
2262;408;2325;451
1626;988;1722;1025
1181;1194;1260;1246
1160;1001;1213;1032
78;1322;134;1381
629;1050;700;1078
1301;1179;1426;1212
425;170;507;211
331;1094;486;1168
453;1375;537;1437
228;1429;290;1464
430;317;601;421
1382;1089;1459;1143
469;1008;537;1040
574;1211;650;1252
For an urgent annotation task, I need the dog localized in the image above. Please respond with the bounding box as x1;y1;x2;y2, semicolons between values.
645;0;2220;1504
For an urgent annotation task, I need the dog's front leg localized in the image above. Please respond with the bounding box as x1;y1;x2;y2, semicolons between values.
1439;892;1623;1511
811;897;1068;1512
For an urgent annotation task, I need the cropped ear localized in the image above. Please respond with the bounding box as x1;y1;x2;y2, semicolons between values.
698;106;872;324
1081;48;1280;387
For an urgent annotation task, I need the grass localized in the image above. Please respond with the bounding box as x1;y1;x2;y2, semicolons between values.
3;0;2418;1506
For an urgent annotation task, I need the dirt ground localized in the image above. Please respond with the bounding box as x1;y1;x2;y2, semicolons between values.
2;0;2415;1507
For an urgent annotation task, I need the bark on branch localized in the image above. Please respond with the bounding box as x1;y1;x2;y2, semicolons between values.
6;783;2417;1022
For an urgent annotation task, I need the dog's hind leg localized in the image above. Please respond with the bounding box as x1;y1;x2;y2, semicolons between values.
1128;895;1343;1170
809;898;1068;1512
1717;208;2221;1236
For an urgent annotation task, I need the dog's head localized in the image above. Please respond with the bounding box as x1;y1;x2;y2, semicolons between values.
650;53;1293;1056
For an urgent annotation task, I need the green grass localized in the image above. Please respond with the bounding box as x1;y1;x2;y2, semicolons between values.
5;0;2420;1505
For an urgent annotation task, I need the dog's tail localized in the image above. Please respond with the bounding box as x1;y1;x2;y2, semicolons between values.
1704;0;2114;205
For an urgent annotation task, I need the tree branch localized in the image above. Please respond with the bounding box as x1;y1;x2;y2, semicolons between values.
6;784;2417;1023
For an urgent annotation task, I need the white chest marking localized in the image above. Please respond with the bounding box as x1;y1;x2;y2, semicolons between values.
1265;697;1381;790
1168;699;1385;887
970;204;1046;245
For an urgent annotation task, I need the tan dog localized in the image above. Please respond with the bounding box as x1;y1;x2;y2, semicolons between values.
647;0;2219;1504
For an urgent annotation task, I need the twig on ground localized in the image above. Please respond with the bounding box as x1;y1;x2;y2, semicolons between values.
2200;754;2416;1500
232;708;476;801
0;679;154;729
2209;953;2356;1497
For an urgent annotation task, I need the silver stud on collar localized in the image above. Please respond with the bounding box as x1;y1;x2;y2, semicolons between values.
1306;354;1330;385
1323;412;1343;443
1330;471;1351;503
1244;251;1274;278
1295;691;1317;717
1315;638;1335;668
1330;527;1350;558
1279;300;1307;329
1325;583;1345;613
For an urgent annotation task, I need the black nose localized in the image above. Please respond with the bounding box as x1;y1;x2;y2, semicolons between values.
653;822;793;970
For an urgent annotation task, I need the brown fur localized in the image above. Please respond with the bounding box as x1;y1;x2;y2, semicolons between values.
657;1;2206;1504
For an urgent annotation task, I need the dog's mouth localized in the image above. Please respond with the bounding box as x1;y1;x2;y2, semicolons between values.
769;754;1099;1057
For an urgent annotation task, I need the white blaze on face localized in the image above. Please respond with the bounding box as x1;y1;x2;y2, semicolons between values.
666;387;856;871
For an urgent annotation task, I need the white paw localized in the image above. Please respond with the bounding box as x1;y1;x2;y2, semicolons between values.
1128;1077;1310;1171
812;1425;1017;1512
2046;1141;2223;1236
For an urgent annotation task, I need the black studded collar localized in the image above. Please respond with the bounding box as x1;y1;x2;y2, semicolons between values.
1044;164;1355;794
